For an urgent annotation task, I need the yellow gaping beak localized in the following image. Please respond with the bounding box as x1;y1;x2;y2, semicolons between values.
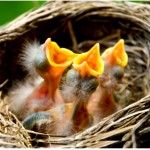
73;43;104;78
101;39;128;67
44;38;78;78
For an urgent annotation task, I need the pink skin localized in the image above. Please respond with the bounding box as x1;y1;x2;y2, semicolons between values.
88;62;123;124
25;81;63;113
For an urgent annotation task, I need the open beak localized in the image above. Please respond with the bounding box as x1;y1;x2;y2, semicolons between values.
73;43;104;78
101;39;128;67
45;38;78;78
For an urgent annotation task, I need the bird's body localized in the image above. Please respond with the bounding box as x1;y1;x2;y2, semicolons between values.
7;76;64;120
88;39;128;124
23;98;92;136
88;85;117;123
88;65;122;123
22;69;98;136
7;38;77;120
23;103;75;136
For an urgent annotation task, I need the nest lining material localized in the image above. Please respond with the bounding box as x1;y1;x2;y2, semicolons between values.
0;0;150;148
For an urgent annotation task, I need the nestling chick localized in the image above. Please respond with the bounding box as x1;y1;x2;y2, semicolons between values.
88;39;128;124
60;43;104;102
23;43;104;136
7;38;77;120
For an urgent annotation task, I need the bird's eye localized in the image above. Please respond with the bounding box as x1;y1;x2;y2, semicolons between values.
66;69;80;84
34;49;49;72
112;66;124;81
86;77;99;92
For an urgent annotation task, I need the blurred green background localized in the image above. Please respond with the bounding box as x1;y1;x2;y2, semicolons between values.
0;1;45;26
0;0;149;26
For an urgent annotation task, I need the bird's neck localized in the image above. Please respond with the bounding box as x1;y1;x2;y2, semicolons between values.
44;76;64;105
88;85;117;124
96;85;116;107
71;99;92;132
44;75;60;98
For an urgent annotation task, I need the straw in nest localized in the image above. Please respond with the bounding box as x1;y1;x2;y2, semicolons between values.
0;81;31;148
0;0;150;148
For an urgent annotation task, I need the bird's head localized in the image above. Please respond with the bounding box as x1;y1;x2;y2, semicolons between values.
100;39;128;89
73;43;104;78
33;38;78;98
60;43;104;102
34;38;78;80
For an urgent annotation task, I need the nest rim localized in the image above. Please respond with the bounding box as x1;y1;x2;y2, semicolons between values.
0;0;150;148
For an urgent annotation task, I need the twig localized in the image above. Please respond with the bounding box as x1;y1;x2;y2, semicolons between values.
68;20;79;53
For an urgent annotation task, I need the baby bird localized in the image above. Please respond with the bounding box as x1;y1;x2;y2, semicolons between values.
23;43;104;136
88;39;128;124
8;38;77;120
60;43;104;102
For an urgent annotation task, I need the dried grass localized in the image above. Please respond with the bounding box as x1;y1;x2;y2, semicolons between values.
0;0;150;148
0;82;32;148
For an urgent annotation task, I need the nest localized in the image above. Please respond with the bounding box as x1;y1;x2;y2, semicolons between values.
0;0;150;148
0;82;31;148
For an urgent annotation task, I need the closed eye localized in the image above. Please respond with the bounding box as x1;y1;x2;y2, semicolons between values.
112;66;124;81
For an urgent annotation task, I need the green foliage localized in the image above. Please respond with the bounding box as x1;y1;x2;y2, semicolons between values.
0;1;45;26
0;1;148;26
